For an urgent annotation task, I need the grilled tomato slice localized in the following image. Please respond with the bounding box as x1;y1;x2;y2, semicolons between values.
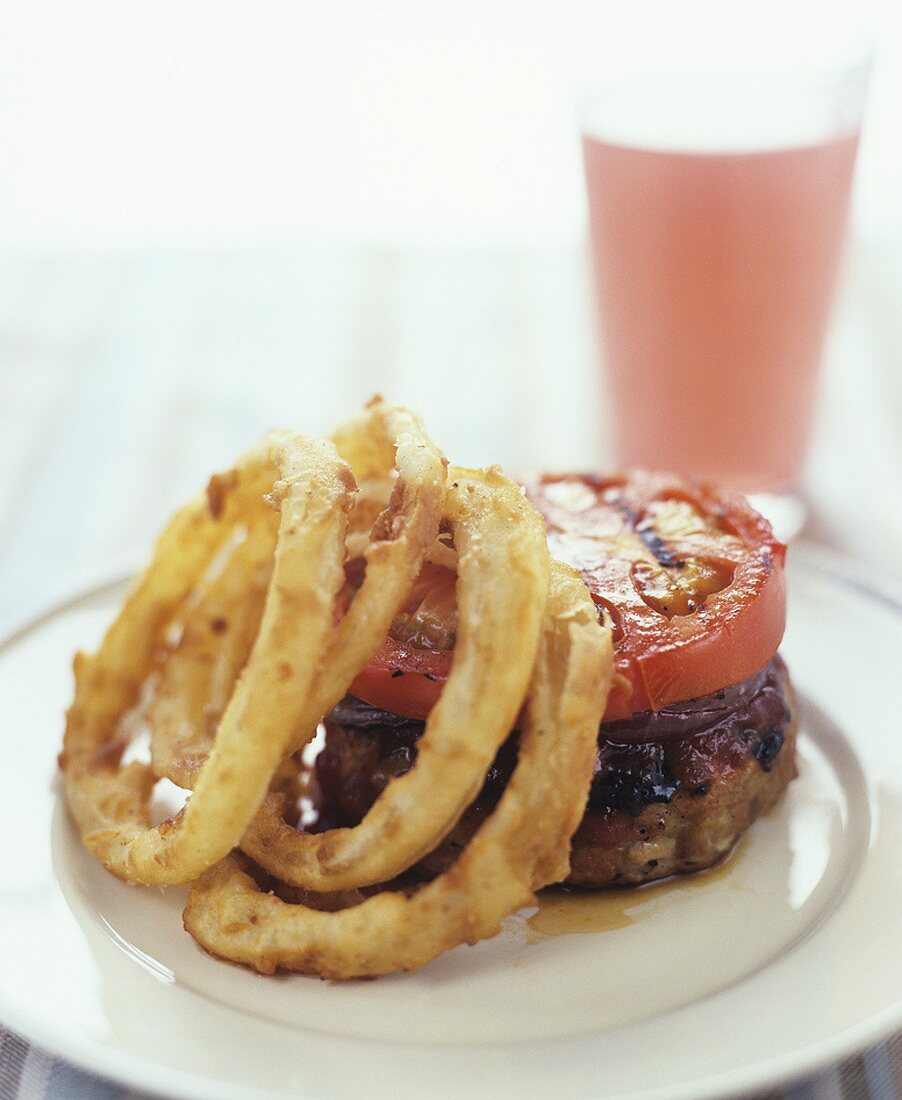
349;471;786;723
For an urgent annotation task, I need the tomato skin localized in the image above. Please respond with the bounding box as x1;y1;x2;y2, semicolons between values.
349;640;448;722
599;552;785;720
349;471;787;724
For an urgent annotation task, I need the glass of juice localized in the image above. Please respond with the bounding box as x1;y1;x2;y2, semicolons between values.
581;58;870;535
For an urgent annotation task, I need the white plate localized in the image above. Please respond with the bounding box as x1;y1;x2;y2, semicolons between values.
0;544;900;1100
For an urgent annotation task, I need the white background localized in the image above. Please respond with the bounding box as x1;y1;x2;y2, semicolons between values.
0;0;899;249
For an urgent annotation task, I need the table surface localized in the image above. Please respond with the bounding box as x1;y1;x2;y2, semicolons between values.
0;244;899;1099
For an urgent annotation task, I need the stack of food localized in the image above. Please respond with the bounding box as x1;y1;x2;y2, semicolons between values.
59;399;794;979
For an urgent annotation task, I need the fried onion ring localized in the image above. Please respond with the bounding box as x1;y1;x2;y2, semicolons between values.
61;402;619;981
62;433;354;885
240;466;549;891
147;399;446;799
127;396;447;891
149;517;276;789
183;560;612;977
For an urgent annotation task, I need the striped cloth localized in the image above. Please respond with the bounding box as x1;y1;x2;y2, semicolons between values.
1;1025;899;1099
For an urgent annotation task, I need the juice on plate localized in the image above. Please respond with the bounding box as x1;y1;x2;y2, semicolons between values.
583;132;859;494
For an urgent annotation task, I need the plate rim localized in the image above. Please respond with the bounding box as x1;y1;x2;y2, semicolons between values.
0;541;900;1100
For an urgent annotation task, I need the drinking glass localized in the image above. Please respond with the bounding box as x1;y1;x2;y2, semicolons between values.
581;56;870;537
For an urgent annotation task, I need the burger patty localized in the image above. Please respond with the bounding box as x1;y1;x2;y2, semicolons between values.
314;655;797;888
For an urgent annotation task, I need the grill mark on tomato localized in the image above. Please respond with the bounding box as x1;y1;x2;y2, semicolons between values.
610;496;687;571
634;523;685;570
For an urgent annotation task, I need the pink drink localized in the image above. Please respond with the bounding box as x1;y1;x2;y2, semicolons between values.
583;133;859;493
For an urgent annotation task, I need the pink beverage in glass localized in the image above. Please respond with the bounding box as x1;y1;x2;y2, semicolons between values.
583;132;860;494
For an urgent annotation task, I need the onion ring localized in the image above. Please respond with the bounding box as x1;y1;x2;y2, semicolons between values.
241;466;549;891
62;433;354;885
149;517;276;789
183;560;612;977
148;399;446;797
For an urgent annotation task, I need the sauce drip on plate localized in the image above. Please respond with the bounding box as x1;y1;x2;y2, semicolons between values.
525;844;744;943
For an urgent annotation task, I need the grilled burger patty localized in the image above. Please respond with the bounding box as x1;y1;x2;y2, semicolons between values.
314;655;797;887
